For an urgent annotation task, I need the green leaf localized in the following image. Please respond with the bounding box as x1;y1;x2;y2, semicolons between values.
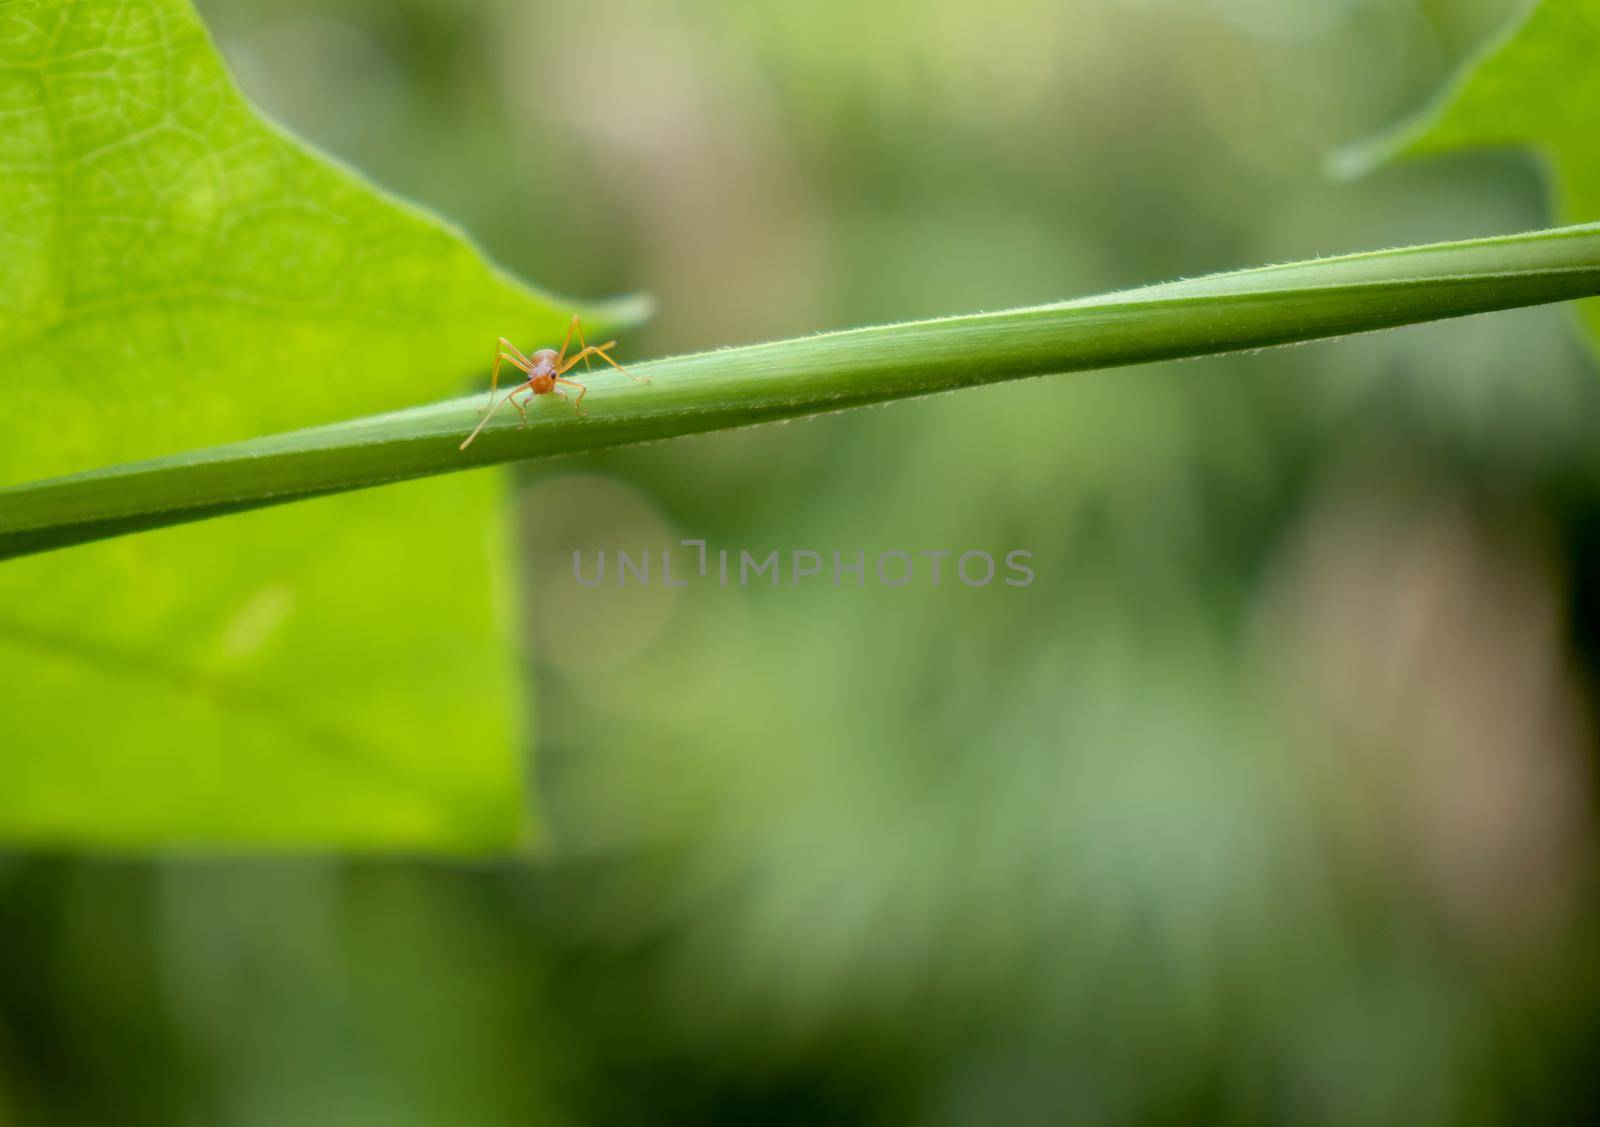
4;222;1600;559
0;0;642;849
1343;0;1600;345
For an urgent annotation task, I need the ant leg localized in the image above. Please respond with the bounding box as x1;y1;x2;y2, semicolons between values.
559;343;649;383
554;315;581;370
595;344;649;383
555;376;588;415
499;337;535;367
485;345;532;414
571;317;596;376
460;378;533;451
511;389;531;428
557;343;607;375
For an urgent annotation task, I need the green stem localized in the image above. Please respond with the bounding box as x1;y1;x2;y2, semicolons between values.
4;223;1600;561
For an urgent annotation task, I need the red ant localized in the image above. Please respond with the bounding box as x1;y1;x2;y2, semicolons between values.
459;315;647;451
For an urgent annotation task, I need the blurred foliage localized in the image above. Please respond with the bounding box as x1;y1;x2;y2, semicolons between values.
5;0;1600;1123
0;0;634;847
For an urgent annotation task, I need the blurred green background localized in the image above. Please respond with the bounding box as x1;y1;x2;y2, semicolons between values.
5;0;1600;1122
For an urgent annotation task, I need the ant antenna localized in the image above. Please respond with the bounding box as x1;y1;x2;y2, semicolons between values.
459;387;522;451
